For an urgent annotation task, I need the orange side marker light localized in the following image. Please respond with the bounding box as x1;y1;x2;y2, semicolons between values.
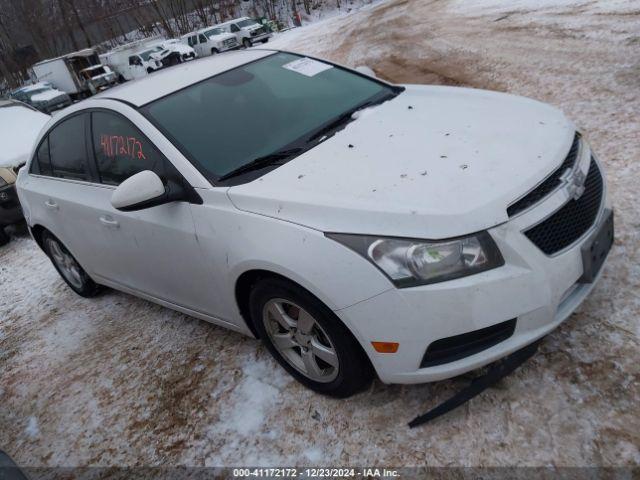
371;341;399;353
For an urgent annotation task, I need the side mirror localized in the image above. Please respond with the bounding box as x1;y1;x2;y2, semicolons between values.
355;66;377;78
111;170;167;211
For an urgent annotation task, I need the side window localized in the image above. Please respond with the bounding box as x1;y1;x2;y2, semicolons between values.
230;24;240;33
199;34;207;43
128;56;140;66
48;114;89;181
30;136;53;175
91;111;165;186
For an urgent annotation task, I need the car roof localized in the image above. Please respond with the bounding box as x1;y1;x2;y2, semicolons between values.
96;49;276;107
217;17;250;26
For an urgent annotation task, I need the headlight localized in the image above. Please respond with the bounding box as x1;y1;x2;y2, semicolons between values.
326;232;504;287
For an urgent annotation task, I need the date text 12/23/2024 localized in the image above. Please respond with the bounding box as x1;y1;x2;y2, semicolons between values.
232;468;400;478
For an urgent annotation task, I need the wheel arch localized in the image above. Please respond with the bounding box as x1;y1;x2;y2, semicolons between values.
30;223;49;253
235;269;307;338
234;268;376;376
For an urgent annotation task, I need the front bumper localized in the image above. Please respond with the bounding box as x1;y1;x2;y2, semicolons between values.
0;184;24;226
220;43;242;52
250;32;272;43
337;153;612;384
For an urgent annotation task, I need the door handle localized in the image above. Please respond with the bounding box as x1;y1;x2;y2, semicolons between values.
99;215;119;228
44;200;58;210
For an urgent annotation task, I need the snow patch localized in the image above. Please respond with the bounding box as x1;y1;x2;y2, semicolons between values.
224;358;288;435
304;447;324;463
25;417;39;438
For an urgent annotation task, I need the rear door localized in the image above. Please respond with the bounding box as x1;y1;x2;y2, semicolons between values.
22;113;111;273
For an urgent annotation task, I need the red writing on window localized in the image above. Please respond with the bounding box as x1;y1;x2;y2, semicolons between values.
100;134;147;160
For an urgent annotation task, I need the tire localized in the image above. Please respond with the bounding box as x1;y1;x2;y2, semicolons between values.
261;38;269;44
147;67;154;74
0;227;9;247
242;38;252;49
250;278;373;398
42;231;101;297
211;48;219;55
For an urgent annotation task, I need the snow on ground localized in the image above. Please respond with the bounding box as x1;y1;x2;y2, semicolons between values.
1;0;639;468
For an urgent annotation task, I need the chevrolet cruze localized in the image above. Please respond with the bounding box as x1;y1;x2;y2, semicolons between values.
17;50;613;397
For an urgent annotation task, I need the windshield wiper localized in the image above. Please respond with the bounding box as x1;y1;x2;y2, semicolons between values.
306;101;378;144
217;148;303;181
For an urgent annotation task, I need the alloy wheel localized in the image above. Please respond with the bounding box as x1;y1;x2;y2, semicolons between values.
46;237;84;290
262;298;340;383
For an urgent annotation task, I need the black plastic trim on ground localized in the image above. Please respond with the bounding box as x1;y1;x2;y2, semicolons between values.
409;340;541;428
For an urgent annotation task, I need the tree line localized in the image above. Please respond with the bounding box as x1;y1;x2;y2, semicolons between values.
0;0;350;89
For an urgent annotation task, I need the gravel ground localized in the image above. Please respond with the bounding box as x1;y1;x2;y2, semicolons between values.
1;0;639;468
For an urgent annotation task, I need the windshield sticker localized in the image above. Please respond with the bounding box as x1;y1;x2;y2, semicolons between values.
100;134;147;161
282;57;333;77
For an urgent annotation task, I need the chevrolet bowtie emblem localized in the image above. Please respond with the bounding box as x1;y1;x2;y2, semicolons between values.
564;168;586;201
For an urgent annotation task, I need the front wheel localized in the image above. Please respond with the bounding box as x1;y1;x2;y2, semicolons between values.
42;231;101;297
211;48;219;55
250;278;373;397
242;38;252;49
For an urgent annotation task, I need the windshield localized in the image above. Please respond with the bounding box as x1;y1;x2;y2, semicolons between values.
237;19;259;28
205;27;226;37
24;88;50;99
142;52;398;183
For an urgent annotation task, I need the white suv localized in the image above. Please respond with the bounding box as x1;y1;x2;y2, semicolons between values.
17;50;613;397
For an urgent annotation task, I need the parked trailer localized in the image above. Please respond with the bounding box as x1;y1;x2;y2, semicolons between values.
31;49;117;99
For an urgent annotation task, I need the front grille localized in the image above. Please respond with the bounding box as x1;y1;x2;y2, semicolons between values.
507;132;581;217
420;319;517;368
524;157;603;255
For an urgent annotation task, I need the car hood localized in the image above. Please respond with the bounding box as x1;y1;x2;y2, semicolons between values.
30;90;66;103
165;43;194;54
227;85;576;239
0;105;49;168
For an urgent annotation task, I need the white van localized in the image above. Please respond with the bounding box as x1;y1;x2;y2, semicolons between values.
182;27;239;57
217;17;273;48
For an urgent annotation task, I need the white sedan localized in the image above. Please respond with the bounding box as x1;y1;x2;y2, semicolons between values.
16;50;613;397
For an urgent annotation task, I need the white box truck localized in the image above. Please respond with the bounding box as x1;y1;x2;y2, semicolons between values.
31;48;117;99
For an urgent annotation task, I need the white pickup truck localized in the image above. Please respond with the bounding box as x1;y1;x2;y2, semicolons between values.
182;27;239;57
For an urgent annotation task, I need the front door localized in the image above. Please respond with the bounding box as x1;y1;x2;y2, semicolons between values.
87;110;220;314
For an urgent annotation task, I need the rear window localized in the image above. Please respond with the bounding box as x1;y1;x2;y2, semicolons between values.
48;114;89;181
